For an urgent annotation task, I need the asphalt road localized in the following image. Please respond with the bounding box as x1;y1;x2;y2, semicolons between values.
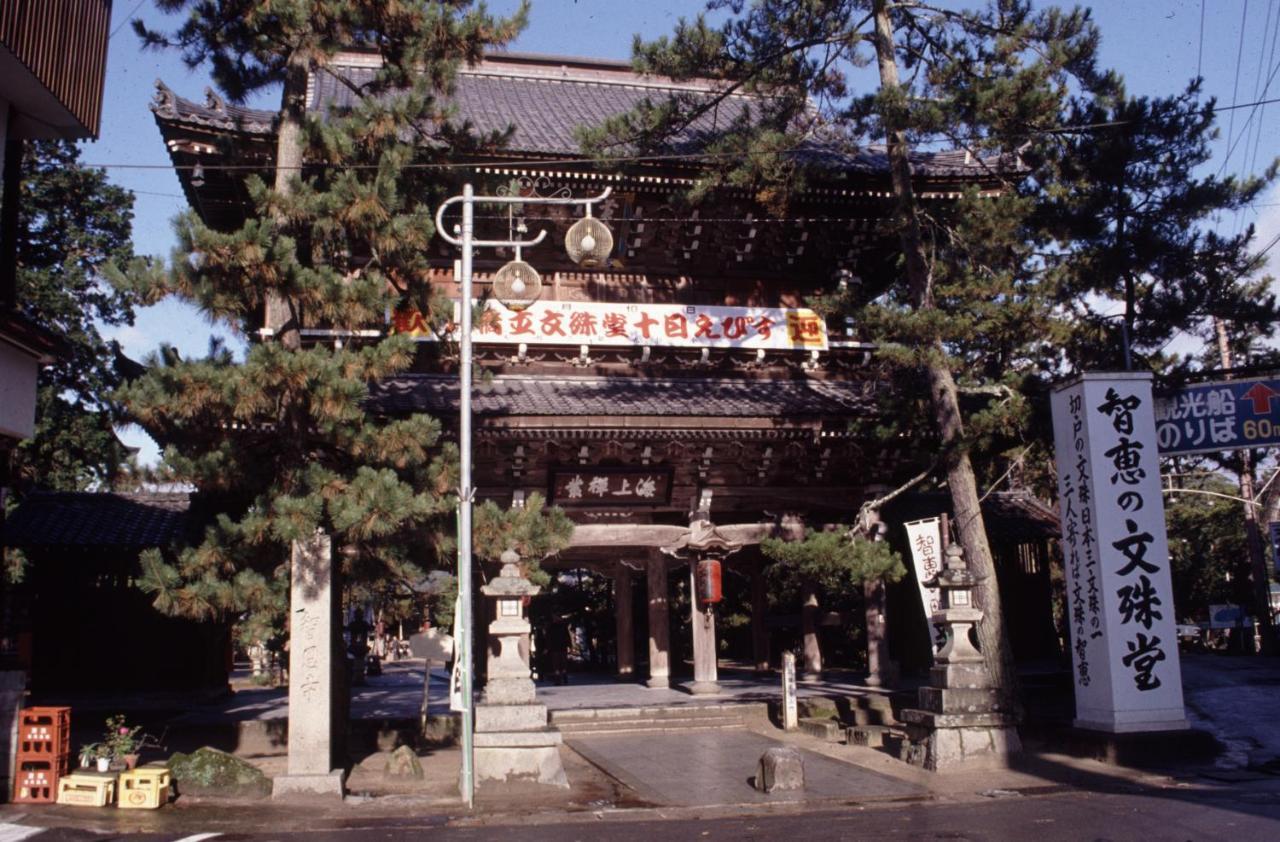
14;785;1280;842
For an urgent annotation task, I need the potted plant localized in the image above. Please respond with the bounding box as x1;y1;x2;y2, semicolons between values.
78;743;100;770
100;715;151;770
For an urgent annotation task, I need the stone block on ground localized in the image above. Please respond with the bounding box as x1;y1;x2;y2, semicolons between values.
420;714;460;746
475;703;548;733
905;725;1023;772
167;747;271;799
754;746;805;793
384;745;423;779
799;717;843;742
848;725;888;748
475;744;568;788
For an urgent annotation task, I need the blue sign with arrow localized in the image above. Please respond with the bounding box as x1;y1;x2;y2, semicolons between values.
1154;376;1280;456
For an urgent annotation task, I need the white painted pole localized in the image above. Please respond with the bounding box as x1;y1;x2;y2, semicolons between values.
431;184;613;808
458;183;475;808
782;651;798;730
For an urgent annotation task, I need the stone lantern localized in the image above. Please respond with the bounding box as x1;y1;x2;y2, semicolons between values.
899;543;1021;771
473;549;567;788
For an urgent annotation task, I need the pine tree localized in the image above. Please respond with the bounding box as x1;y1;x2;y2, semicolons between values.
1042;79;1279;651
761;528;904;675
12;141;139;491
119;1;527;644
1043;79;1278;370
581;0;1103;698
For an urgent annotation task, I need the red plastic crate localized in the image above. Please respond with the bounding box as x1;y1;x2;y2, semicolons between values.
17;707;70;758
12;756;69;804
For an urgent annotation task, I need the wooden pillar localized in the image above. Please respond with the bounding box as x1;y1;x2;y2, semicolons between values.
689;560;720;695
864;579;891;687
645;553;670;689
801;582;823;680
751;557;770;674
614;565;634;678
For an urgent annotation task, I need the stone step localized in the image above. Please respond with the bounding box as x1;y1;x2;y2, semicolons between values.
848;708;899;727
799;717;844;742
551;703;766;734
557;719;750;736
792;697;900;728
848;724;892;748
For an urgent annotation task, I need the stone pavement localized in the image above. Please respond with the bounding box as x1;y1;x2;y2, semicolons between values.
1182;653;1280;771
15;651;1280;830
567;729;923;807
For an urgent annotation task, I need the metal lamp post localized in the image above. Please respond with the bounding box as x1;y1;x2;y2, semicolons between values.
433;184;612;807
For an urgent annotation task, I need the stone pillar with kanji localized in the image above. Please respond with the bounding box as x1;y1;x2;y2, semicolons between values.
273;532;345;798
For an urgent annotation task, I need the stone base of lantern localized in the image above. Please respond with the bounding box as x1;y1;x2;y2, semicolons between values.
473;723;568;788
473;552;568;789
899;662;1022;772
900;544;1023;773
899;710;1022;771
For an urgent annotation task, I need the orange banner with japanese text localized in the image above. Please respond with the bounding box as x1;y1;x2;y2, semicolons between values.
391;299;829;351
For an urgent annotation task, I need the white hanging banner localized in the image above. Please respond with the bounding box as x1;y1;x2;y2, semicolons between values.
392;299;829;351
1051;373;1187;733
903;517;946;655
449;595;466;712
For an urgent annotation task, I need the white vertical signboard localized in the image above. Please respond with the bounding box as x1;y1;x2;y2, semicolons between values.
781;651;798;730
903;517;946;655
1051;373;1188;732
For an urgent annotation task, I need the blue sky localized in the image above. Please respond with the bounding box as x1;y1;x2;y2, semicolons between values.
88;0;1280;465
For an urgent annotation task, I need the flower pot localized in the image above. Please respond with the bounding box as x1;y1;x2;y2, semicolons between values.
123;753;139;770
95;757;110;772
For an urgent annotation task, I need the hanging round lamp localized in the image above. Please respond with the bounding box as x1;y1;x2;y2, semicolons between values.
565;206;614;268
492;252;542;311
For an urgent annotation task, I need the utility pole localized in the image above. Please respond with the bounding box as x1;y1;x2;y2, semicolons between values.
434;184;612;806
1213;316;1275;654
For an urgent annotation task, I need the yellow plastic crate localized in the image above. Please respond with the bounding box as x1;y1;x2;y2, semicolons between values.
117;766;171;810
56;772;116;807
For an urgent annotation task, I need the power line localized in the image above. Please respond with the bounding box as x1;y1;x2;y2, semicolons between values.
1199;0;1207;78
1222;0;1251;175
82;92;1280;174
110;0;147;40
1254;228;1280;262
1247;0;1280;178
1216;37;1280;177
1243;0;1275;167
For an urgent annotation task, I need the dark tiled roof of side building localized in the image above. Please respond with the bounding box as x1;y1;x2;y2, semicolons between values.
367;374;879;418
2;491;191;549
151;53;1004;178
887;491;1061;541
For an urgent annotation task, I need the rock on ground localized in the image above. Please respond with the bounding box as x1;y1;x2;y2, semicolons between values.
755;746;805;793
168;746;272;799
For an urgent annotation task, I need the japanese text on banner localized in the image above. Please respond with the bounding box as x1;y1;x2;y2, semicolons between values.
392;299;829;351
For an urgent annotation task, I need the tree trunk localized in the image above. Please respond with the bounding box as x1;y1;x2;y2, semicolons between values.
871;0;1018;700
270;50;309;351
800;581;822;679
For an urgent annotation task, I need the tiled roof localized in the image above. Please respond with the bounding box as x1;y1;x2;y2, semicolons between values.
0;310;67;363
888;491;1061;541
367;374;878;418
2;492;191;549
151;54;1001;177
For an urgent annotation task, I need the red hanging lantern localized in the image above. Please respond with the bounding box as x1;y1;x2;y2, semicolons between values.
696;558;722;605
